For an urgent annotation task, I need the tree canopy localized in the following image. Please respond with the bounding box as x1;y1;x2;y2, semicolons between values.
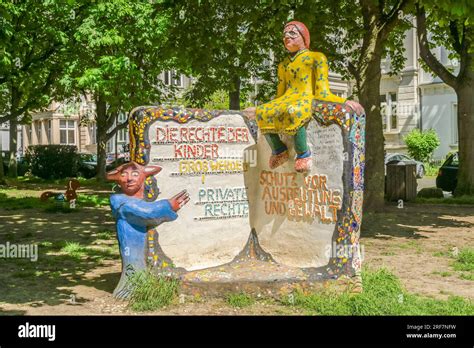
0;0;89;177
59;0;173;180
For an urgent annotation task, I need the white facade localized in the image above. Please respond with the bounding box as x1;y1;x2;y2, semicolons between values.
0;122;23;154
418;62;459;160
380;19;458;160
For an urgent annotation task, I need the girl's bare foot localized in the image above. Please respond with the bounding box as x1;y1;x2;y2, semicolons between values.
295;157;312;173
269;151;289;169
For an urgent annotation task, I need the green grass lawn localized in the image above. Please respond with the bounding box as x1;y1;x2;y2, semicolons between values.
127;270;180;311
281;267;474;315
1;176;114;192
225;293;255;308
452;248;474;281
416;195;474;205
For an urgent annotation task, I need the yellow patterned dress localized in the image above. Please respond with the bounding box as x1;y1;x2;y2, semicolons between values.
256;49;346;135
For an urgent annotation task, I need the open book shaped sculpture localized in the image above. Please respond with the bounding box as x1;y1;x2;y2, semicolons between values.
108;102;365;298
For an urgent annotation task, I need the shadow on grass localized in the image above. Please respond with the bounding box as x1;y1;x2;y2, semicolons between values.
80;271;122;294
0;192;110;211
0;308;28;315
0;205;120;308
2;176;114;192
361;203;474;240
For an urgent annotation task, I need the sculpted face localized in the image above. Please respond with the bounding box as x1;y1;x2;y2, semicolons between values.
283;25;306;53
106;162;162;198
118;166;142;195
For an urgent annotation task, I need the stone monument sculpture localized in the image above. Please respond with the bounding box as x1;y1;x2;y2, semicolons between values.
107;21;366;298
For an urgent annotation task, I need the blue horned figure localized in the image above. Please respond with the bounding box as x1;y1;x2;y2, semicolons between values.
106;161;190;298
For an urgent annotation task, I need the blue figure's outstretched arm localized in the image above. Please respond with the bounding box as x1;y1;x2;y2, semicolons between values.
121;199;178;227
110;195;178;227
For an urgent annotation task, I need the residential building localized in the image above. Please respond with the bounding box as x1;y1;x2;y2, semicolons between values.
380;19;458;160
1;122;24;154
17;71;192;156
21;96;97;154
418;60;459;160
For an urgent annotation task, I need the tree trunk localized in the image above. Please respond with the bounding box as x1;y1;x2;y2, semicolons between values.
358;33;386;212
8;118;18;178
229;75;240;110
95;97;108;182
454;79;474;196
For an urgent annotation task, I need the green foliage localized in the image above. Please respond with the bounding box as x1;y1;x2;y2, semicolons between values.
431;271;452;277
61;241;87;259
416;0;474;196
161;1;289;108
95;230;115;240
424;162;441;177
9;175;113;191
283;267;474;315
57;0;174;179
127;270;180;311
403;129;440;162
0;192;39;210
164;0;412;105
68;0;171;106
0;0;89;125
226;293;255;308
415;195;474;205
452;248;474;273
0;191;75;212
418;0;474;70
77;194;109;207
459;273;474;281
200;89;253;110
0;188;109;213
202;90;232;110
25;145;78;179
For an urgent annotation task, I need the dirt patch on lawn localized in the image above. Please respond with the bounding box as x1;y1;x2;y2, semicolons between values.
362;203;474;301
0;199;472;315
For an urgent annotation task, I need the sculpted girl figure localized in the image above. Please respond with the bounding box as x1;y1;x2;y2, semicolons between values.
244;21;362;173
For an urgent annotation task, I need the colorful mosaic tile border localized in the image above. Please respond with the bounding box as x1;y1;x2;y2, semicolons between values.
311;101;365;277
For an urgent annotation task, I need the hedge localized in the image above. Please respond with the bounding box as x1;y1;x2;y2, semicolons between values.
25;145;78;179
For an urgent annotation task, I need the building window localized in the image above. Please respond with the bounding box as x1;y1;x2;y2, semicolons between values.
118;112;127;123
27;126;32;145
46;120;51;144
60;120;76;145
164;70;183;87
36;121;42;144
106;140;113;153
380;92;398;132
89;123;97;144
118;129;128;143
452;103;458;144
